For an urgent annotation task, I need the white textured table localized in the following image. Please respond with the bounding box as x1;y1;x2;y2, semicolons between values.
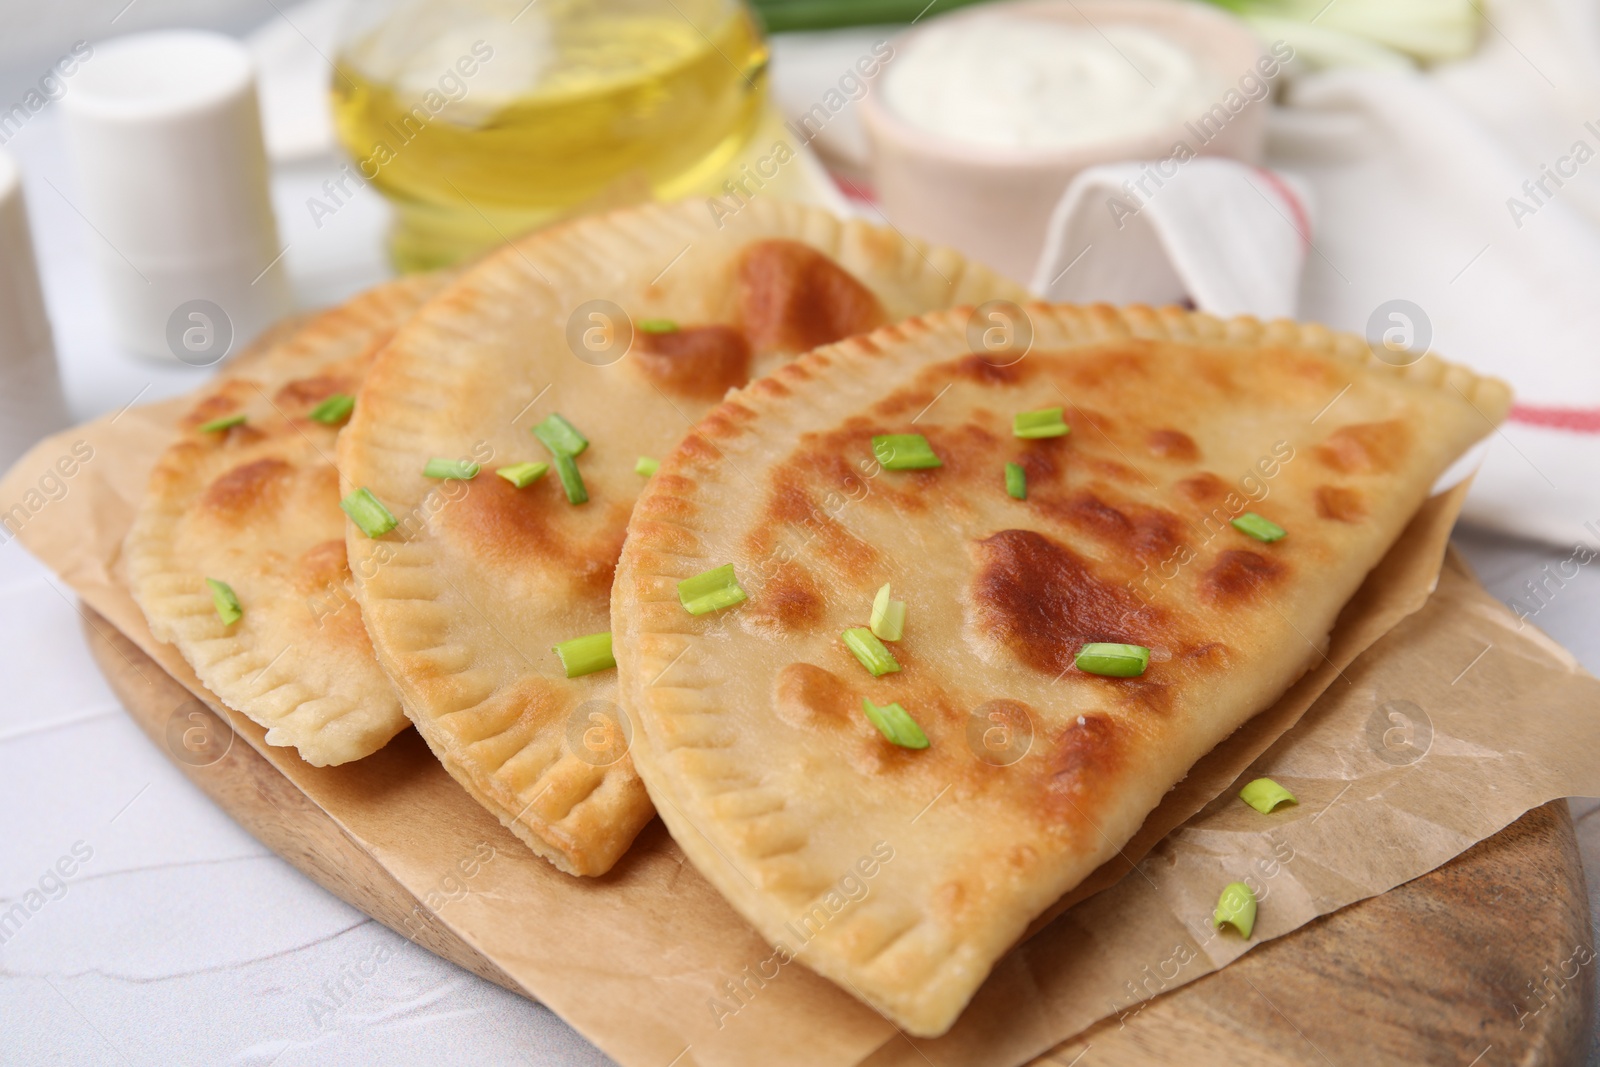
2;99;1597;1067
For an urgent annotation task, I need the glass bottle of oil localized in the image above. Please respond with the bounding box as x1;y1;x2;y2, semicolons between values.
330;0;769;271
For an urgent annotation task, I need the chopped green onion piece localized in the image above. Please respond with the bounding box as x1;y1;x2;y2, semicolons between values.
307;393;354;424
862;698;929;749
678;564;748;615
198;413;246;433
552;631;615;678
1213;881;1258;938
1013;407;1070;439
635;456;660;476
1231;512;1287;543
842;627;901;676
340;487;398;538
1005;461;1027;500
206;578;242;626
872;433;942;470
423;457;480;480
551;453;588;505
1075;642;1150;677
1239;777;1297;814
495;461;548;488
869;583;906;642
637;318;679;334
532;412;588;457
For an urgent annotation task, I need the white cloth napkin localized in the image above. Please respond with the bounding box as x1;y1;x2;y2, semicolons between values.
1274;70;1600;548
1031;158;1311;319
1034;42;1600;548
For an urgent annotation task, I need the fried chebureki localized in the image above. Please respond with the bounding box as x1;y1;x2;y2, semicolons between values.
338;199;1028;875
125;275;446;766
611;304;1511;1034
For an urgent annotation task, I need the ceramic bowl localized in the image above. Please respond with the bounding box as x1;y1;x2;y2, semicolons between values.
858;0;1273;282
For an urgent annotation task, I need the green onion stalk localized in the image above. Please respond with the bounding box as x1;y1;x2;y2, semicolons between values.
747;0;1480;69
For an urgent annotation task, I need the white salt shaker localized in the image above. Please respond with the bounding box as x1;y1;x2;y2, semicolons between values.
59;30;292;364
0;151;70;468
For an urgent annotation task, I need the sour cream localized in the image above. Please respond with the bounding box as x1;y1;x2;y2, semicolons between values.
882;16;1214;151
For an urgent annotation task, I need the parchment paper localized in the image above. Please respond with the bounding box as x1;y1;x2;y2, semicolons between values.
5;393;1598;1067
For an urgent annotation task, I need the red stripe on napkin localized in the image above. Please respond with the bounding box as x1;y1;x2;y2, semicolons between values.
831;172;877;205
1508;404;1600;432
1252;167;1312;246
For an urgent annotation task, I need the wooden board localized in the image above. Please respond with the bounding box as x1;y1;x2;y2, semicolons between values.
84;609;1595;1066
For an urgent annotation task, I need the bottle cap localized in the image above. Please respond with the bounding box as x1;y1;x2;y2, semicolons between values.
59;30;291;363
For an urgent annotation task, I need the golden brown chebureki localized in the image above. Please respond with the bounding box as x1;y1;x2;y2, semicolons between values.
611;303;1510;1035
338;198;1027;876
125;275;446;766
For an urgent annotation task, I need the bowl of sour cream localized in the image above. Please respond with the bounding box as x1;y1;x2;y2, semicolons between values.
859;0;1275;281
